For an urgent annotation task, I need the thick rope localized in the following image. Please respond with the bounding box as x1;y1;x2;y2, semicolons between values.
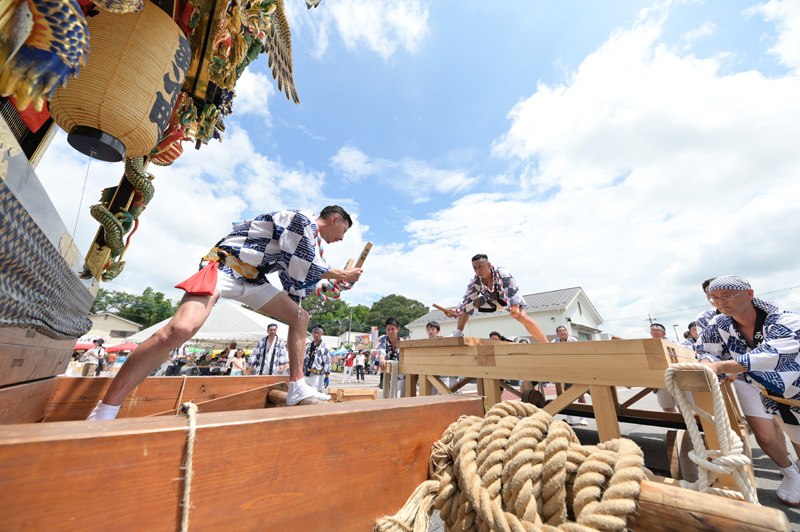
180;401;199;532
375;401;645;532
382;359;399;399
175;375;188;415
664;363;757;504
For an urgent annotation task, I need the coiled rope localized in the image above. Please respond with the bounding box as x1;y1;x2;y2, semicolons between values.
664;363;757;504
375;401;645;532
382;359;399;399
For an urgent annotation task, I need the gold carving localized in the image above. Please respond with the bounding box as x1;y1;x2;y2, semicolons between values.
84;242;112;280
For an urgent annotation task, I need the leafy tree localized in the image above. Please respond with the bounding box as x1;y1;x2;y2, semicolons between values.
367;294;428;337
90;287;178;328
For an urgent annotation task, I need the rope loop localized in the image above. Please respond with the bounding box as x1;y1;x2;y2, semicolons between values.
663;362;758;505
375;401;645;532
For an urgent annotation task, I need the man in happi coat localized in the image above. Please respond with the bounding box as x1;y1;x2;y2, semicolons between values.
88;206;362;420
697;275;800;505
441;254;547;343
304;325;331;392
250;323;289;376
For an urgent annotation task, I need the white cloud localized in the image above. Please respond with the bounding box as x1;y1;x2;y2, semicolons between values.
234;69;275;125
351;4;800;339
287;0;430;60
677;21;716;50
330;145;477;202
748;0;800;72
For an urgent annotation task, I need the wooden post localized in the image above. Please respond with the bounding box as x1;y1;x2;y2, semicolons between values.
589;385;622;441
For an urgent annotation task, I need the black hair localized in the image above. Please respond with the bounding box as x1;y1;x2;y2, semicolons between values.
489;331;506;341
556;326;568;333
426;321;440;331
313;324;324;332
385;317;400;328
688;321;697;329
320;205;353;228
471;254;488;262
701;277;716;292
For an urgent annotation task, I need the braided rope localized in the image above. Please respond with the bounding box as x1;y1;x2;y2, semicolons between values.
664;363;757;504
180;401;199;532
382;359;399;399
375;401;645;532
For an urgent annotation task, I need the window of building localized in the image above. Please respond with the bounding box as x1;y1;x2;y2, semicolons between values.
579;332;590;341
578;301;583;316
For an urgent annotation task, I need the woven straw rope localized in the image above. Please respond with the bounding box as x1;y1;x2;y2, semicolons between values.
375;401;645;532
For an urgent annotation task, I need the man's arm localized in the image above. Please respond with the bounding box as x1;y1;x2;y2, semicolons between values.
320;268;363;283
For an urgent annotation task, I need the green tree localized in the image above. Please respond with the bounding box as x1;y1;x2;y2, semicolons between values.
90;287;178;328
367;294;428;337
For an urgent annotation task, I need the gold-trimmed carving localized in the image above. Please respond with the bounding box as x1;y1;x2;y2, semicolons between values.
81;242;112;280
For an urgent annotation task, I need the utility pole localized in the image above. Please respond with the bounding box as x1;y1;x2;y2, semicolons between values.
348;308;353;346
672;324;681;342
646;314;657;326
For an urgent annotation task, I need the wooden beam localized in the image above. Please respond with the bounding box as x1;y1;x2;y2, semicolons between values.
0;395;484;532
44;375;288;421
619;387;655;409
0;327;73;387
450;377;475;393
589;385;622;441
542;384;590;417
426;375;450;395
149;382;288;416
0;378;60;424
498;381;523;399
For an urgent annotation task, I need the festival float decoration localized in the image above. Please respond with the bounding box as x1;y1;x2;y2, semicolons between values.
1;0;309;284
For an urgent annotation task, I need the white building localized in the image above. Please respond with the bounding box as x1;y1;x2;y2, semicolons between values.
86;313;143;340
406;287;603;342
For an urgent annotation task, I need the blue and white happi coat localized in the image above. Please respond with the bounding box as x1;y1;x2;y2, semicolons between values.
211;210;330;303
377;333;405;378
304;340;331;373
680;337;697;351
456;266;526;316
248;336;289;375
695;308;719;336
696;297;800;422
551;336;578;343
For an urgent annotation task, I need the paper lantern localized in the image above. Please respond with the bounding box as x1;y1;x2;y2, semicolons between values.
50;1;190;162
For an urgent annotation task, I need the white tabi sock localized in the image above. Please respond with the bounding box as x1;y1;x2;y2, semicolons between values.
87;400;121;421
449;329;463;337
287;379;331;406
777;462;800;505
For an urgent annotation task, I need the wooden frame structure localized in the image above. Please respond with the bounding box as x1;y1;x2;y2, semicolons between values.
399;337;752;488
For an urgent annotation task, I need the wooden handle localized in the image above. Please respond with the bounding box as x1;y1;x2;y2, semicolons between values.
433;304;450;313
344;259;354;269
354;242;373;268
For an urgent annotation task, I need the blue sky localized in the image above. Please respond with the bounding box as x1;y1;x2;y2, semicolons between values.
37;0;800;339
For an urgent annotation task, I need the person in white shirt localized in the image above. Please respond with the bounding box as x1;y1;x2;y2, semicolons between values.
81;339;105;377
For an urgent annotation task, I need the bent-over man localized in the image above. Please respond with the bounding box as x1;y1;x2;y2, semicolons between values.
88;206;362;420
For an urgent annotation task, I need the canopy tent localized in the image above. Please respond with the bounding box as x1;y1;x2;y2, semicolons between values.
105;341;139;353
331;346;348;356
127;301;292;349
73;342;94;351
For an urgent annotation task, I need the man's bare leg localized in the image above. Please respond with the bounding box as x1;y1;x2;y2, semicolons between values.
750;416;791;467
88;292;219;419
254;293;329;405
449;313;470;336
515;309;547;343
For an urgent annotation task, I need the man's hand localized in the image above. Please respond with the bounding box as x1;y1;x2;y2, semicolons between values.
442;308;457;318
328;268;363;283
510;305;520;319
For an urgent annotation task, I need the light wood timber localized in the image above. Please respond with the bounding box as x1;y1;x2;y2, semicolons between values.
353;241;373;268
449;377;475;393
0;378;60;424
482;378;502;406
542;384;590;417
327;388;378;402
619;387;655;409
0;395;483;532
149;382;288;416
344;258;354;269
498;381;523;399
43;375;288;421
0;326;74;387
405;373;418;398
589;385;622;440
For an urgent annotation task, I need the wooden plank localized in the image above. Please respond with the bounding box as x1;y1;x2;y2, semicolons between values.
0;395;484;532
692;390;740;489
399;337;501;348
619;387;654;409
0;378;60;424
405;373;418;398
671;369;717;392
44;376;289;421
589;385;622;441
150;383;288;416
542;384;590;416
498;381;523;399
426;375;450;395
482;379;503;407
0;327;74;386
419;373;433;396
450;377;475;393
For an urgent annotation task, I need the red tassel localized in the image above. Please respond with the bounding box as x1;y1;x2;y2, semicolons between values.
175;261;219;296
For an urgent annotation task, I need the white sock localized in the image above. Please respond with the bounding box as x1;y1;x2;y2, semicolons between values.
287;380;330;406
87;400;120;421
450;329;463;337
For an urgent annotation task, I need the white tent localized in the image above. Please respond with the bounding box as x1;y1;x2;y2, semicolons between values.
127;301;294;348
